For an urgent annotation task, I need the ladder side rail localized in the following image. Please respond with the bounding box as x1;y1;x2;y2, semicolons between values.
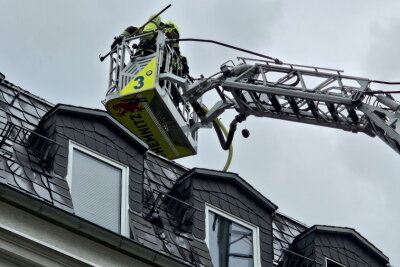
218;82;368;133
238;56;345;73
258;64;371;89
254;66;366;100
239;103;368;133
220;80;356;105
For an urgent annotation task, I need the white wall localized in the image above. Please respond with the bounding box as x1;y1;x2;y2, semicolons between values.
0;200;153;267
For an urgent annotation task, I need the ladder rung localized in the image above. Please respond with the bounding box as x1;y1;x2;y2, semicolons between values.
327;103;339;121
286;97;300;115
347;108;359;124
268;94;282;112
307;100;319;118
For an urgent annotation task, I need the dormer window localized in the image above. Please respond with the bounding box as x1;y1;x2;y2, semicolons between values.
66;141;129;236
205;204;261;267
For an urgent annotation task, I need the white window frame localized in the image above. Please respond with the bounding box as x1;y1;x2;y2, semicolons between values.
326;258;347;267
205;203;261;267
66;140;130;237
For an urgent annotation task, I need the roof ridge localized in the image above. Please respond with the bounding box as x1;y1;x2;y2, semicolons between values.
1;78;54;107
275;211;308;228
146;150;189;171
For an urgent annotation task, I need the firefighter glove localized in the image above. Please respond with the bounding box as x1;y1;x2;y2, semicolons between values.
111;36;123;49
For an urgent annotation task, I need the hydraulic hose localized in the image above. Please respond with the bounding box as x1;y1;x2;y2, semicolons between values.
214;118;233;172
213;113;247;150
201;105;233;171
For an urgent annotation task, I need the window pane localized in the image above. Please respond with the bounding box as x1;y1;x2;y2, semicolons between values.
71;149;122;233
228;256;253;267
230;223;253;255
208;211;254;267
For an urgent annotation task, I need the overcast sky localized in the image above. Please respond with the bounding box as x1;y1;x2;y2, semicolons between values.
1;0;400;265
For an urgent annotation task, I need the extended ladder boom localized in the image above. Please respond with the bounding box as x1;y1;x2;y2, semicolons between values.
184;57;400;155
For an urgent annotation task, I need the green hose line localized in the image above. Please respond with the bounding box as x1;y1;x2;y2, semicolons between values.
215;118;233;171
201;105;233;171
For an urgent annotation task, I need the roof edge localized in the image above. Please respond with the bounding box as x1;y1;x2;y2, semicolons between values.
40;104;148;151
177;168;278;212
295;224;389;263
1;78;54;108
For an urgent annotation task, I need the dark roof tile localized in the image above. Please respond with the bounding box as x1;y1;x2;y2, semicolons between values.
161;167;178;182
63;127;75;139
7;160;23;176
32;183;52;202
8;106;26;121
10;115;22;127
30;98;51;113
2;92;14;104
73;130;86;145
117;150;129;165
18;99;38;116
48;176;70;190
50;191;73;207
22;112;39;126
94;120;111;137
3;171;18;188
14;175;36;193
163;240;182;259
71;117;85;130
95;140;107;155
49;182;71;199
127;155;142;170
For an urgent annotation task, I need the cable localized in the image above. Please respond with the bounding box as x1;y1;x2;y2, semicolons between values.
365;90;400;95
167;38;282;64
370;80;400;85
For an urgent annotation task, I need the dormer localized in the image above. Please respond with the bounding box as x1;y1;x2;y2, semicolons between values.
34;104;148;235
167;168;278;266
279;225;389;267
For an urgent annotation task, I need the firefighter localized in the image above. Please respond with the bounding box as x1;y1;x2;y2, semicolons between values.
163;21;189;76
111;14;162;56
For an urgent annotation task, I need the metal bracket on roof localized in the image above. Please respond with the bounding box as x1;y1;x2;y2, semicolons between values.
147;189;200;229
146;192;165;228
0;122;60;169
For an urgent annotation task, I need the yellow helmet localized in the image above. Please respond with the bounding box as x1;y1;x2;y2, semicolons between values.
148;14;161;26
164;21;179;34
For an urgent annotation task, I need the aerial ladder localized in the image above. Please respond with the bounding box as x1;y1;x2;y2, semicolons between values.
102;27;400;165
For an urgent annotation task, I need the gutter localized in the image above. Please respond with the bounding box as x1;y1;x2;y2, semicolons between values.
0;183;191;267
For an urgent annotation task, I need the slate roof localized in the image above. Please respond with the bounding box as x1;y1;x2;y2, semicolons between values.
176;168;278;212
0;74;321;266
273;212;308;264
294;225;389;263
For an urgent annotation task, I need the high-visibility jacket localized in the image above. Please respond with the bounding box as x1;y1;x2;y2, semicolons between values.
163;21;181;56
142;15;161;39
121;15;161;39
